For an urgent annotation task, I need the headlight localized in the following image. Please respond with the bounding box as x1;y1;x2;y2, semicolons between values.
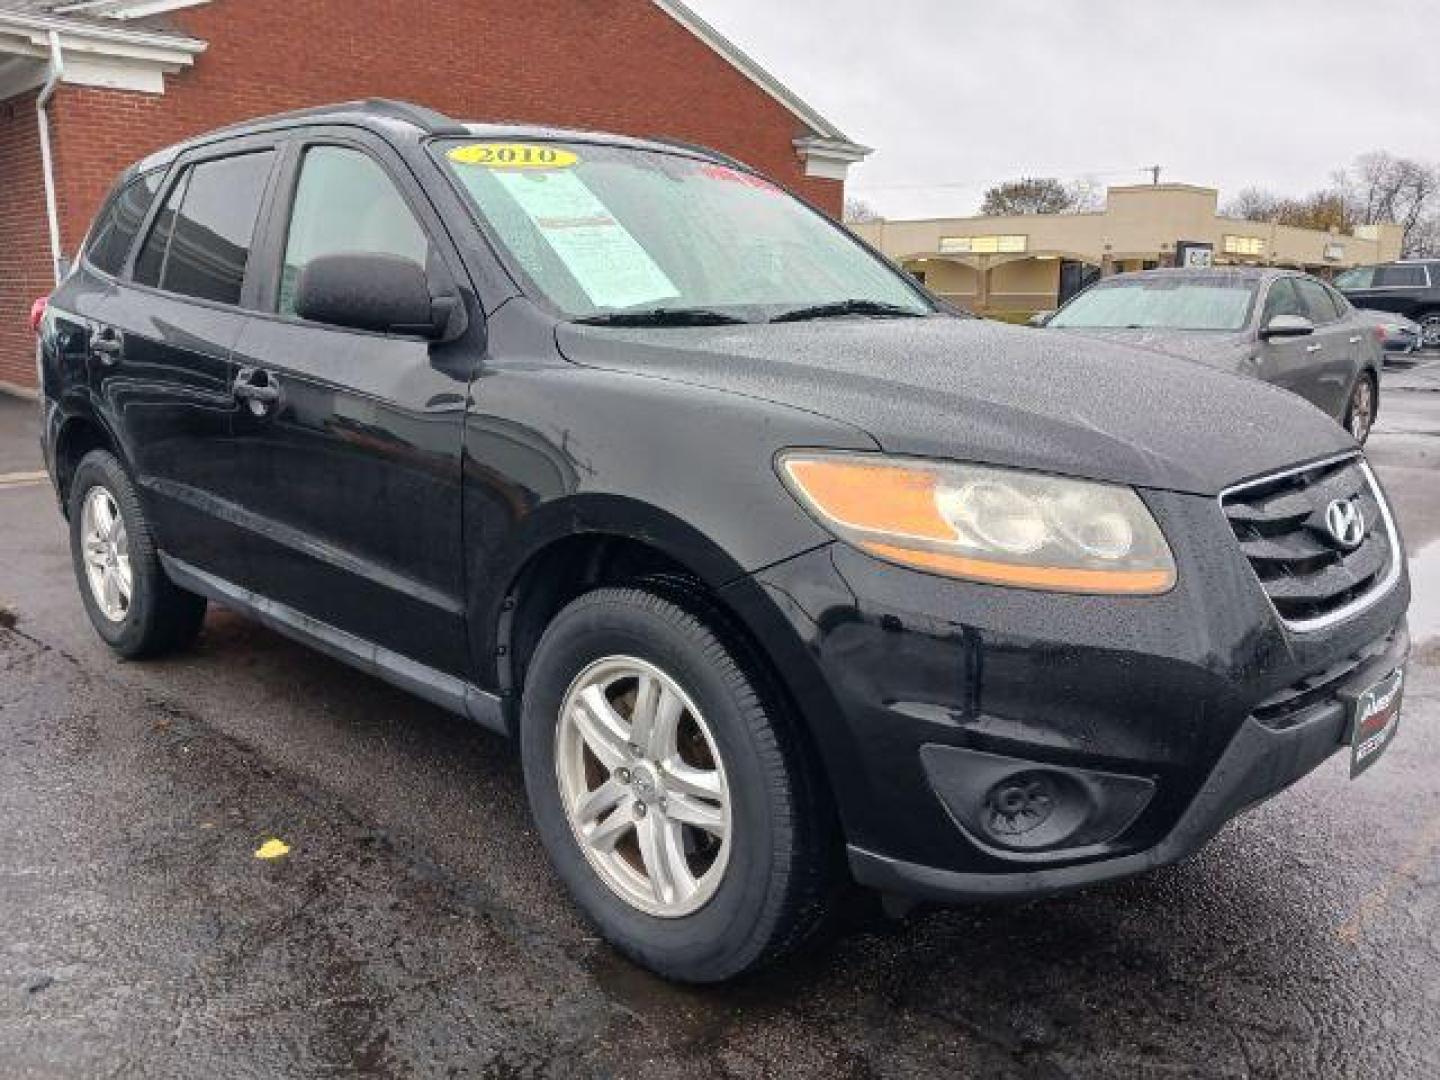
779;452;1176;595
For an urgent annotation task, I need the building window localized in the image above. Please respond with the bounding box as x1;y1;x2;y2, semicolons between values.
1222;235;1265;257
939;234;1027;255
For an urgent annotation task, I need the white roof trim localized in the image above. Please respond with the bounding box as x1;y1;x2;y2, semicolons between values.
53;0;210;21
0;10;205;55
0;9;204;95
652;0;868;160
794;135;873;180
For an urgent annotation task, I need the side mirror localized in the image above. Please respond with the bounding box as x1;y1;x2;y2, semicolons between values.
294;253;456;339
1260;314;1315;340
1027;310;1054;328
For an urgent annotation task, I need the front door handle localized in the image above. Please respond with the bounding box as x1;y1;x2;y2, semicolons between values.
90;327;123;366
233;366;281;416
1305;343;1324;353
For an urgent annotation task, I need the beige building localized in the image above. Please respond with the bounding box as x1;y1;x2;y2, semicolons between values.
852;183;1405;314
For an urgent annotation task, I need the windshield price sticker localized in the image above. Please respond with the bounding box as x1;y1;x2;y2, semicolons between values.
699;163;782;194
491;170;679;310
448;143;579;170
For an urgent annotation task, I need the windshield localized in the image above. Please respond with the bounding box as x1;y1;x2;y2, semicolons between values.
1333;266;1374;290
434;138;931;322
1048;276;1257;331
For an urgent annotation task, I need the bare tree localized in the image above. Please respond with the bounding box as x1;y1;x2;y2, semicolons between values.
1335;152;1440;254
1223;187;1284;221
1066;176;1105;212
843;197;883;224
980;177;1075;215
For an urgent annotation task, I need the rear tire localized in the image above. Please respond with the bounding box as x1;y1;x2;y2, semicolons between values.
519;584;836;982
67;450;207;659
1344;373;1377;444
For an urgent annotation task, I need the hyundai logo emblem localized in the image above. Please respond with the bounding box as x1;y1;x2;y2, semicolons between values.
1324;498;1366;550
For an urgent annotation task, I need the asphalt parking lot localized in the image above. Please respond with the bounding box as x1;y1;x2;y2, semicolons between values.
2;361;1439;1078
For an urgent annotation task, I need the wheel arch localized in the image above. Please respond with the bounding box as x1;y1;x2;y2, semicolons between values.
478;495;755;699
475;495;829;751
51;406;129;513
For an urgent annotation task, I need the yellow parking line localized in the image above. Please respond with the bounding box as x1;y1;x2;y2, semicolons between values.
1336;812;1440;944
0;471;47;489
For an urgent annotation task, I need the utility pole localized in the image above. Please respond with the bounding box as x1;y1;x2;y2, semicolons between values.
1149;164;1162;186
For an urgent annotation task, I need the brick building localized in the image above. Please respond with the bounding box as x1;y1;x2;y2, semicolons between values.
0;0;868;393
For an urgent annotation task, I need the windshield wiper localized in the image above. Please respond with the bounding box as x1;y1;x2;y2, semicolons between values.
573;307;748;327
770;299;924;323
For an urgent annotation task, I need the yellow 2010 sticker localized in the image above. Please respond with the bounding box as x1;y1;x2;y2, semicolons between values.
448;143;578;169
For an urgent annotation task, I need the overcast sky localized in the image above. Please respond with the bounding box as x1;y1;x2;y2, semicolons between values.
686;0;1440;219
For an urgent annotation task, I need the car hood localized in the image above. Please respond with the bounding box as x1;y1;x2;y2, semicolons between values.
1047;325;1253;369
555;316;1353;496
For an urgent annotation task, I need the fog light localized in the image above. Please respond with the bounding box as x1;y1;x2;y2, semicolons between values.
977;769;1088;850
920;745;1156;856
985;773;1058;838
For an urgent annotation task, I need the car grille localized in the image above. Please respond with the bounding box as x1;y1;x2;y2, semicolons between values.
1250;627;1402;731
1221;455;1399;631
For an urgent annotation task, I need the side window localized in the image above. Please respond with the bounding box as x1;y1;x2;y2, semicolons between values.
1333;266;1373;290
1294;278;1340;324
1261;278;1304;323
1373;264;1427;288
133;151;275;305
279;145;432;317
85;171;163;277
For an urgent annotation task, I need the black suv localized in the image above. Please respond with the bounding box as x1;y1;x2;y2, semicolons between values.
1336;260;1440;349
37;101;1410;982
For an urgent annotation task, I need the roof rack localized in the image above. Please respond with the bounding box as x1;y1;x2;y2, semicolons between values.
354;98;470;136
203;98;469;140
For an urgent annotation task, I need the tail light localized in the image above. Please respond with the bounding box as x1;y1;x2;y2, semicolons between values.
1372;325;1387;344
29;295;48;335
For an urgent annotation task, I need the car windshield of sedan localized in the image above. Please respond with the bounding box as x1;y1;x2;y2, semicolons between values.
435;138;932;323
1048;277;1256;331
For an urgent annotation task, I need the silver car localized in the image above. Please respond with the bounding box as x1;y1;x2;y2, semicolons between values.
1043;268;1385;442
1353;308;1422;357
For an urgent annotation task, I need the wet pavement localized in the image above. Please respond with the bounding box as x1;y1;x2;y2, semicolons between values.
2;375;1439;1078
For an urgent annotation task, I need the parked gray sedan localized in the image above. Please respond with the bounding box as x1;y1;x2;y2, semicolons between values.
1354;308;1422;357
1044;268;1384;442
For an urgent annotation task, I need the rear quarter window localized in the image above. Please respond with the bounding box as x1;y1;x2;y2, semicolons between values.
1373;264;1428;288
85;171;163;277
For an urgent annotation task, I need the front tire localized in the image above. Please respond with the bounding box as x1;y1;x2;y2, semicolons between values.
67;450;207;658
1344;373;1377;444
519;585;836;982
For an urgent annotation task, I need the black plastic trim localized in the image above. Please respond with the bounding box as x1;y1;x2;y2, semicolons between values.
159;553;504;735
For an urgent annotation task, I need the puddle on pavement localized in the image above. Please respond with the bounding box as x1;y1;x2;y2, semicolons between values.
1409;539;1440;645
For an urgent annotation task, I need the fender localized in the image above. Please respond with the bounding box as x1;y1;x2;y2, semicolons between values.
467;491;796;692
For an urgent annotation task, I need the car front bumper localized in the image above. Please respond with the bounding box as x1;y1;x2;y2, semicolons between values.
725;485;1411;904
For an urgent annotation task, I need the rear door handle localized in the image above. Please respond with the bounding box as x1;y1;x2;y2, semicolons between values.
1348;335;1363;344
90;327;123;365
233;366;281;416
1305;343;1324;353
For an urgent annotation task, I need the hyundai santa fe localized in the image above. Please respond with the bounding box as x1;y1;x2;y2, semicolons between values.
35;100;1411;982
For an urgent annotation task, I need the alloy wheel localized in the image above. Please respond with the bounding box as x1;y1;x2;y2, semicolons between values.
555;655;732;918
1422;315;1440;350
1349;379;1375;442
80;486;132;623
